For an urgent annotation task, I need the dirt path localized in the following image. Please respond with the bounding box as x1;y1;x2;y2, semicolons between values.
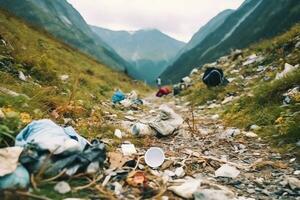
118;94;299;200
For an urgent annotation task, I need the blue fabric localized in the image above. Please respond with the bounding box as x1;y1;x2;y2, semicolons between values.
0;165;29;189
15;119;89;154
112;91;125;103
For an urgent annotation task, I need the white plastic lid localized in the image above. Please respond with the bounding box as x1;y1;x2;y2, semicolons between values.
144;147;165;168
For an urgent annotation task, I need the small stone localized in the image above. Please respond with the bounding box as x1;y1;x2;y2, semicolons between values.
215;164;240;178
294;170;300;175
54;181;71;194
60;75;69;81
247;188;255;194
211;114;220;120
112;182;122;195
114;129;122;139
289;158;296;163
285;176;300;190
174;167;185;178
295;41;300;48
244;131;258;138
250;124;261;131
18;71;26;81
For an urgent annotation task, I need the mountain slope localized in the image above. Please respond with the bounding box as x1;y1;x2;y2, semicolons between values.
162;0;300;83
91;26;185;84
0;0;130;71
174;9;234;61
0;8;149;145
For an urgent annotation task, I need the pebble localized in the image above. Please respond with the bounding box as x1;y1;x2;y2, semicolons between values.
54;181;71;194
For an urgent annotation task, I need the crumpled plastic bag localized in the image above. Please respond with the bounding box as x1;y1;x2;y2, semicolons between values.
149;105;183;136
112;90;125;104
15;119;89;155
0;146;23;176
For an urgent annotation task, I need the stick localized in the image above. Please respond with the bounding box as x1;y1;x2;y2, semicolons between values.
199;156;248;169
16;191;52;200
42;169;66;183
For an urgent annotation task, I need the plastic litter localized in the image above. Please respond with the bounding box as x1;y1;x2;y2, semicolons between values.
131;122;155;136
276;63;299;79
149;105;183;136
15;119;89;155
0;146;23;176
168;178;201;199
54;181;71;194
114;129;123;139
0;165;29;189
112;90;125;104
144;147;165;168
194;189;234;200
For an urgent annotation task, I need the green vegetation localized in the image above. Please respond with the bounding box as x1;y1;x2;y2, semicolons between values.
0;10;150;147
184;24;300;155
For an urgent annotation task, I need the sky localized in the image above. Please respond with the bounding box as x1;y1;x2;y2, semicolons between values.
67;0;244;42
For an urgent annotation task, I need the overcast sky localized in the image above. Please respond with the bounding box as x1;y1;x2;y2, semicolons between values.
67;0;244;42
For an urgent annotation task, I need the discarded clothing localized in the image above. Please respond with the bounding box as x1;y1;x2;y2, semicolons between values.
112;90;125;104
0;165;29;189
15;119;89;155
156;87;171;97
149;105;183;136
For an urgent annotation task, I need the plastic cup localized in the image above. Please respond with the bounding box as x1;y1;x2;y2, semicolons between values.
144;147;165;168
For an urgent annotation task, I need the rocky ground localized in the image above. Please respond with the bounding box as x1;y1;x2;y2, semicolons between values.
96;93;300;200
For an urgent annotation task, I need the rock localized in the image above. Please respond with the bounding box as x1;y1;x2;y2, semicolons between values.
121;144;137;156
250;124;261;131
244;131;258;138
0;87;30;99
0;108;4;119
215;164;240;178
211;114;220;121
60;75;69;81
112;182;122;195
222;96;238;105
168;178;201;199
294;170;300;175
285;176;300;190
86;161;99;174
276;63;299;79
194;189;234;200
18;71;26;81
190;68;199;75
114;129;122;139
54;181;71;194
220;128;241;139
295;41;300;48
175;167;185;178
247;188;255;194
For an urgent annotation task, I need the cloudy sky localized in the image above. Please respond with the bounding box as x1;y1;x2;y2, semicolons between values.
68;0;244;42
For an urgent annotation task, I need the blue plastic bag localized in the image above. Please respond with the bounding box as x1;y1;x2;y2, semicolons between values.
112;90;125;103
0;165;29;189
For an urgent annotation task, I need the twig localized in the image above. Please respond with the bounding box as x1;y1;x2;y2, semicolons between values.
31;174;38;190
95;185;117;200
16;191;52;200
74;174;103;191
42;169;67;183
199;155;249;169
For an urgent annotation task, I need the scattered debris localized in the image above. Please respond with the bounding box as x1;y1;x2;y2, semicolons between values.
144;147;165;168
276;63;299;79
54;181;71;194
121;143;137;156
168;178;201;199
114;129;123;139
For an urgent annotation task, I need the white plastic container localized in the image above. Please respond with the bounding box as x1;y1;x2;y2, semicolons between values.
144;147;165;168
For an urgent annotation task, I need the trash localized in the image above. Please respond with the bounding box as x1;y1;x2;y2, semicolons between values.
202;67;228;87
190;68;199;75
131;123;155;136
276;63;299;79
54;181;71;194
121;144;137;156
149;105;183;136
174;167;185;178
112;182;123;195
222;96;238;105
127;90;138;101
86;161;100;174
0;146;23;176
215;164;240;178
182;76;192;85
0;165;30;189
194;189;234;200
112;90;125;104
120;99;132;108
156;87;171;97
168;178;201;199
144;147;165;168
18;71;26;81
114;129;123;139
127;171;147;187
242;54;264;66
15;119;89;155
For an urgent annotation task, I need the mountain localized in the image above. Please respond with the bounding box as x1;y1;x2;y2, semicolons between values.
174;9;234;61
91;26;185;84
0;0;130;71
161;0;300;83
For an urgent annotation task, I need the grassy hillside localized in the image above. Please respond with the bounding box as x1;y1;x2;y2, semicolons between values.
0;10;150;147
182;24;300;155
